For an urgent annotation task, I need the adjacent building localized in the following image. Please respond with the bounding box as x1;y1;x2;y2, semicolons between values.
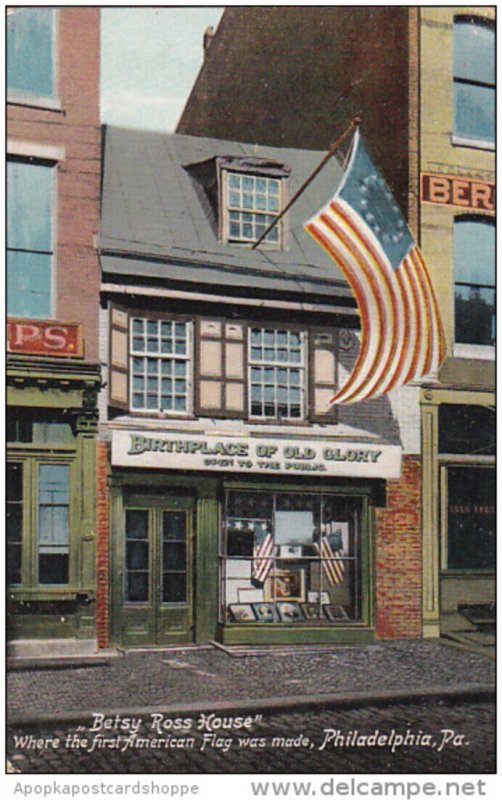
6;8;102;652
96;127;422;648
178;6;496;641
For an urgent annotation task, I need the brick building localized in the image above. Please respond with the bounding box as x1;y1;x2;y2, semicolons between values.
6;8;101;654
178;6;496;641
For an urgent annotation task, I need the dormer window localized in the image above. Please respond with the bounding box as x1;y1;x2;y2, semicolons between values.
184;154;289;248
225;172;282;245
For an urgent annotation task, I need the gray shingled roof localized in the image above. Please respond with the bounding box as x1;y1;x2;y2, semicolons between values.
100;126;354;301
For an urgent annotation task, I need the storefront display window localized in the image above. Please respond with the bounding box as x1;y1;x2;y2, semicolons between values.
446;466;495;571
221;490;361;624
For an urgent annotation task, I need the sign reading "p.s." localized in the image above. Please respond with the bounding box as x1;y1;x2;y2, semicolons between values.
7;319;84;358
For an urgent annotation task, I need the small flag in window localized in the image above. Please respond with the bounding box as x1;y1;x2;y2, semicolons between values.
251;522;274;587
305;129;446;404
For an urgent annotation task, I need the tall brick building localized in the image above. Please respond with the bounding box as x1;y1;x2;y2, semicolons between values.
6;8;101;654
178;6;495;642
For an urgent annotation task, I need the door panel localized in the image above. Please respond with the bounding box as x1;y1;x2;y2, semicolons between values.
117;498;194;647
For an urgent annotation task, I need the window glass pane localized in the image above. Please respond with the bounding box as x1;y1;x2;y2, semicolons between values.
125;510;149;602
7;7;54;97
454;20;494;85
7;161;53;251
39;554;68;585
454;220;495;345
7;251;52;319
447;467;495;570
454;82;495;143
454;285;495;345
7;463;24;585
438;405;495;456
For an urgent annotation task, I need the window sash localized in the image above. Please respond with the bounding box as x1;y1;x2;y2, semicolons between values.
129;317;192;414
224;171;282;244
7;160;54;319
453;19;494;142
249;328;306;420
7;7;55;99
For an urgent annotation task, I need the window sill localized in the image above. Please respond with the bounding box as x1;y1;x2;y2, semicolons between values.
452;343;495;361
7;91;63;113
451;134;495;152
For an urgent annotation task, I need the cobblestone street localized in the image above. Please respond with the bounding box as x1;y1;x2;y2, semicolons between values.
8;697;495;775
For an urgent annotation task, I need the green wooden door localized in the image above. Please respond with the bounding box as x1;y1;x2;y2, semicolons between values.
117;496;195;647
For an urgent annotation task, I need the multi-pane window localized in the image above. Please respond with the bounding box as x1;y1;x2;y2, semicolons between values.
226;172;281;244
249;328;305;419
7;410;76;591
7;7;55;99
7;160;54;319
446;466;495;571
222;491;362;625
130;318;191;413
38;464;70;585
453;18;495;144
7;463;24;586
453;218;495;346
125;510;149;602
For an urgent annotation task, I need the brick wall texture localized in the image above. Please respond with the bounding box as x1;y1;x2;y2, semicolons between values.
96;440;110;649
7;8;101;361
375;455;422;639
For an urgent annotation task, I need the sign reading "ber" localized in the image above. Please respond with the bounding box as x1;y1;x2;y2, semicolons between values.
112;430;402;479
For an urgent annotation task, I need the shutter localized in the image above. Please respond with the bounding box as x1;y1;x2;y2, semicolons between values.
196;319;247;418
309;328;338;423
109;304;129;410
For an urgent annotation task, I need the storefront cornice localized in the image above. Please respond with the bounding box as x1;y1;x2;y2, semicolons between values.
100;281;359;318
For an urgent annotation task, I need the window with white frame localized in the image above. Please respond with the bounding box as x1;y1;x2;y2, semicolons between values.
453;217;495;346
453;17;495;145
225;172;282;245
130;318;192;413
249;328;306;420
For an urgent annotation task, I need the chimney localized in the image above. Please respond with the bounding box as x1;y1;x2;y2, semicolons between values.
203;26;214;53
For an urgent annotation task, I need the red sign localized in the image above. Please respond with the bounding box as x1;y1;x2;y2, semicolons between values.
7;319;84;358
421;172;495;212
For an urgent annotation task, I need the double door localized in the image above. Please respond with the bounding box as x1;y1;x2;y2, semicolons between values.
115;495;194;646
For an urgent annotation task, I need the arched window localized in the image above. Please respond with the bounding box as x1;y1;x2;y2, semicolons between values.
453;17;495;144
453;217;495;346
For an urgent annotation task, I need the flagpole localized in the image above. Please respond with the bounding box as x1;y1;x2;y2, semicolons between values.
252;116;361;250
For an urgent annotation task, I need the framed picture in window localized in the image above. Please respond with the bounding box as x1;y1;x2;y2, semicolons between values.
264;568;305;602
252;602;278;623
277;601;304;622
301;602;323;621
229;604;256;622
324;604;349;621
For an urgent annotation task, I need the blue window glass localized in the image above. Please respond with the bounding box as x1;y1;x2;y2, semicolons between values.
453;19;494;143
454;218;495;345
7;8;55;98
7;160;54;318
38;464;69;585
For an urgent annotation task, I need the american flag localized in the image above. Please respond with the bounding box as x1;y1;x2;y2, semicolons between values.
314;524;346;587
305;129;446;404
251;521;274;586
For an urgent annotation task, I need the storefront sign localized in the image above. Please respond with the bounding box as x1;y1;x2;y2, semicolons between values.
112;430;402;479
421;172;495;212
7;319;84;358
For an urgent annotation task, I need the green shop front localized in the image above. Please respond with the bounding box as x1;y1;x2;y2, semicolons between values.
109;426;401;647
6;321;100;648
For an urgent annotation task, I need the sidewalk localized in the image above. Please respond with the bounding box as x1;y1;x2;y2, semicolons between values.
7;638;495;726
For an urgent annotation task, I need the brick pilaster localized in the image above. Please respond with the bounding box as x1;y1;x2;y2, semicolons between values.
375;455;422;638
